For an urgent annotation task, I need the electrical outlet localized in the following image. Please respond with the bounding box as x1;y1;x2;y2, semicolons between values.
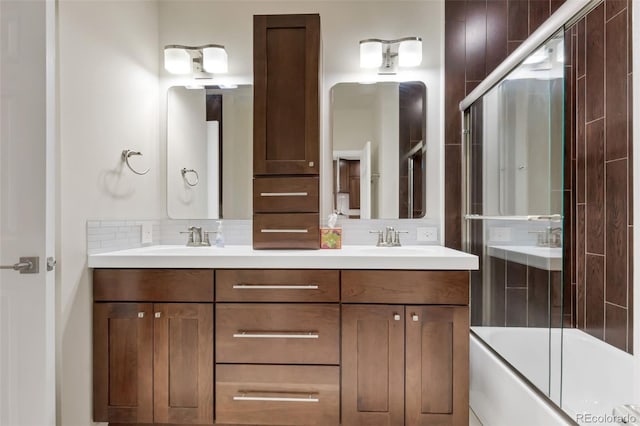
416;227;438;242
489;227;511;242
141;222;153;245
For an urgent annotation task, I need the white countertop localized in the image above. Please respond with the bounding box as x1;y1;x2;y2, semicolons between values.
88;245;478;270
487;245;562;271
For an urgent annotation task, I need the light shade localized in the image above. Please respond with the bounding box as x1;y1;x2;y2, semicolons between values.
164;48;191;74
398;39;422;67
203;47;228;74
360;41;383;69
523;47;548;65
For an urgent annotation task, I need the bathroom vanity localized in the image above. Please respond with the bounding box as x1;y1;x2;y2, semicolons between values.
89;246;477;425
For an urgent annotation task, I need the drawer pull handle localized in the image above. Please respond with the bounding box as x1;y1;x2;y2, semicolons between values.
234;391;319;403
260;192;308;197
260;229;309;233
233;284;319;290
233;330;319;339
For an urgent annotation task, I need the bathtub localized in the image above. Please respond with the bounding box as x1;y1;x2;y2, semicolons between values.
471;327;636;426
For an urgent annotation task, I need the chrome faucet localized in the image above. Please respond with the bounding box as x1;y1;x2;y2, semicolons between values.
529;227;562;248
369;226;408;247
548;227;562;248
181;226;216;247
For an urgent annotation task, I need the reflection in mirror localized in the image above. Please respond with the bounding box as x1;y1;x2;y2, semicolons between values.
331;82;426;219
167;85;252;219
482;36;564;216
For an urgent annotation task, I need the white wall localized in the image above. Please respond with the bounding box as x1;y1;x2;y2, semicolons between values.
57;1;161;425
159;0;444;224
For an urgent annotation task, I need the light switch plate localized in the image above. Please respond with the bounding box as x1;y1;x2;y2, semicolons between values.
416;227;438;242
141;222;153;244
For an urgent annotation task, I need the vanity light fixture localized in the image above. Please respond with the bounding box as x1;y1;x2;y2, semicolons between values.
164;44;228;76
359;37;422;74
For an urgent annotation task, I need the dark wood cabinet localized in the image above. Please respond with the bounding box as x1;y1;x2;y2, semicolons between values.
342;304;469;426
341;270;469;426
216;364;340;425
94;302;213;425
253;14;320;176
405;305;469;425
93;303;154;424
94;268;470;426
341;305;405;426
93;270;214;425
153;303;214;424
252;14;321;249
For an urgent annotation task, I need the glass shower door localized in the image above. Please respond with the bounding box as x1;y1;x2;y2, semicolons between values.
464;31;566;404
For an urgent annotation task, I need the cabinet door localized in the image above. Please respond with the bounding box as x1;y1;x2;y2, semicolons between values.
341;305;404;426
93;303;153;423
253;14;320;175
153;303;214;424
405;306;469;425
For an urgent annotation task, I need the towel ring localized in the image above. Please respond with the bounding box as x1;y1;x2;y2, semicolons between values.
122;150;150;175
181;168;199;187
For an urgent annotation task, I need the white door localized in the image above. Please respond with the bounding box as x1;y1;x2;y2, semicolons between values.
0;1;56;425
359;141;372;219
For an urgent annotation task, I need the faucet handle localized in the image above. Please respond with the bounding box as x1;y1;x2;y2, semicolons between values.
393;230;409;246
202;230;217;246
369;230;384;246
180;230;195;245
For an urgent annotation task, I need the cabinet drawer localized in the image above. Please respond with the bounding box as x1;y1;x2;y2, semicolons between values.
93;269;214;302
254;177;319;213
342;270;469;304
253;213;319;249
216;303;339;364
216;364;339;425
216;269;339;302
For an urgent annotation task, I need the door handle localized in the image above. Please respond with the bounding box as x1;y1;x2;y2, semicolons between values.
0;257;39;274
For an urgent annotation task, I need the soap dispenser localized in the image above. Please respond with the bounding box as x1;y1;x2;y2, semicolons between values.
215;220;225;248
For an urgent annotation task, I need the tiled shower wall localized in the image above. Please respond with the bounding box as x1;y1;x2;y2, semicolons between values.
444;0;566;249
446;0;635;352
565;1;634;353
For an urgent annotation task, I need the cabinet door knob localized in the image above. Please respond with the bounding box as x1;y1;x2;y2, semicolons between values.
137;312;145;318
154;312;161;318
412;313;419;322
393;313;401;321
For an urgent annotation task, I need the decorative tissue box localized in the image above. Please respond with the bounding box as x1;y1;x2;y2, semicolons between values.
320;227;342;249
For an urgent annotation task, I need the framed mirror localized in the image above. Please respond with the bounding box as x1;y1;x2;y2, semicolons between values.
167;85;252;219
331;81;426;219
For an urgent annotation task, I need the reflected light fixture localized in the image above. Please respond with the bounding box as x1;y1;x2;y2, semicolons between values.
523;47;549;65
164;44;228;76
359;37;422;74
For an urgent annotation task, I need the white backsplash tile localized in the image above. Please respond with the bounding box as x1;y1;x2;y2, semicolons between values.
87;218;443;253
